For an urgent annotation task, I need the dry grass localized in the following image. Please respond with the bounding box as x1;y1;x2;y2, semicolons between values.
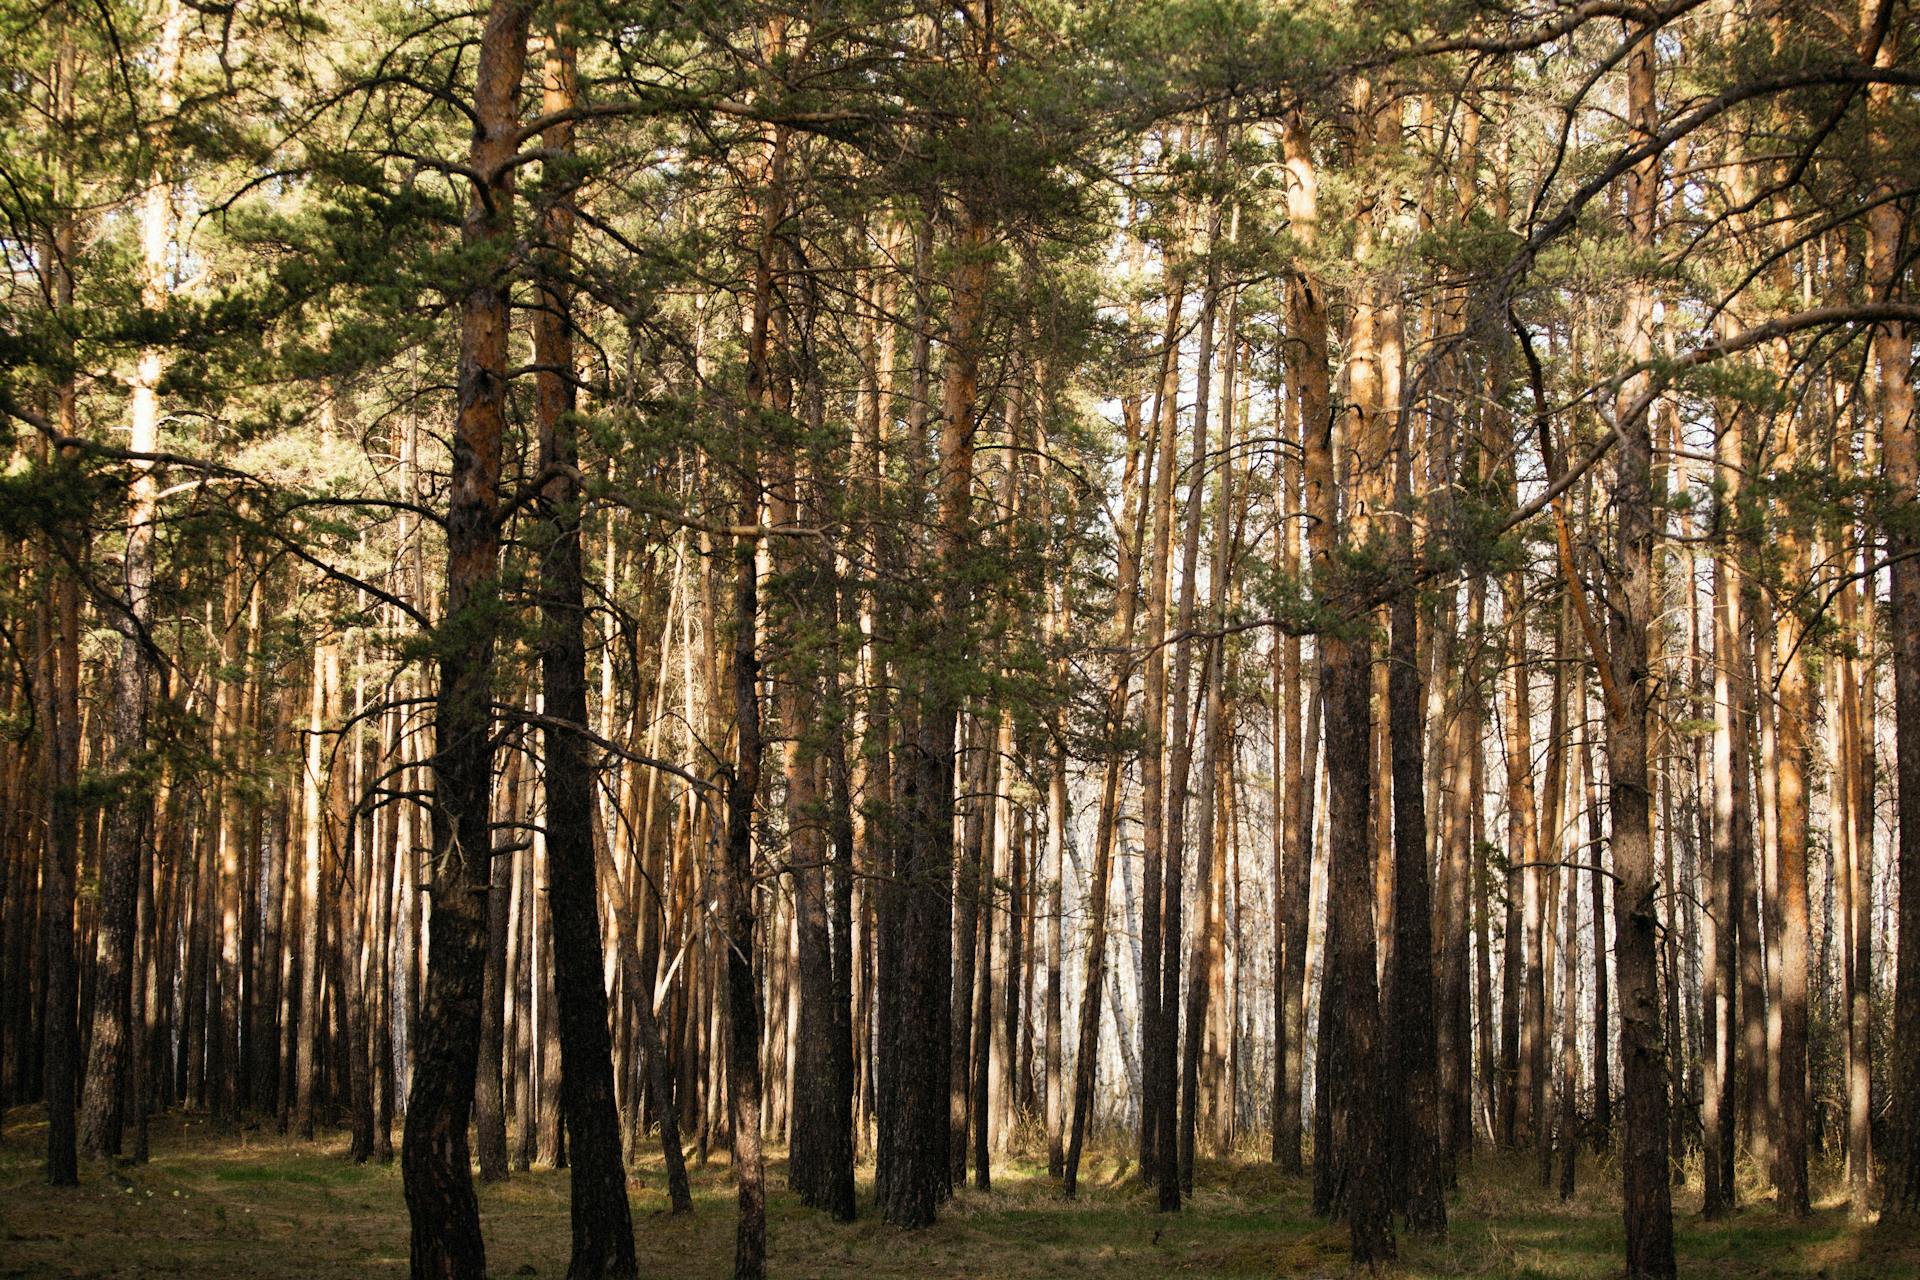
2;1107;1915;1277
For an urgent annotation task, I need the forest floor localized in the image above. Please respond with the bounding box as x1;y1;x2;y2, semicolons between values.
3;1106;1916;1278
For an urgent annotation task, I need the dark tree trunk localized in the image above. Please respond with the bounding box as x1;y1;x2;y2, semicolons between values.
476;814;512;1183
1044;745;1066;1180
1318;632;1394;1262
822;672;860;1219
1308;81;1395;1265
1557;806;1580;1202
1134;222;1191;1193
79;619;153;1160
970;737;997;1190
252;712;285;1123
39;506;80;1186
788;702;844;1212
878;176;988;1226
720;82;787;1276
1177;199;1233;1201
1389;473;1445;1235
77;9;172;1160
1276;110;1329;1182
1604;31;1676;1276
949;716;985;1186
1498;583;1532;1151
1703;405;1751;1218
724;517;766;1278
533;31;638;1276
399;2;530;1273
1585;728;1613;1153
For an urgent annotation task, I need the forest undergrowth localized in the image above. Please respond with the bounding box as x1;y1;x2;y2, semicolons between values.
2;1107;1911;1279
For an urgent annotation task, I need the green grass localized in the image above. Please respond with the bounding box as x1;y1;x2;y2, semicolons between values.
2;1107;1914;1277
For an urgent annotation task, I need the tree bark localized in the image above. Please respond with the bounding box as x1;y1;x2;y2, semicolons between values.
1389;322;1445;1235
1181;263;1235;1194
1703;388;1751;1216
1277;112;1330;1181
1160;147;1226;1207
1863;0;1920;1218
400;2;530;1273
533;28;639;1274
1604;28;1676;1276
77;0;183;1161
1305;81;1395;1265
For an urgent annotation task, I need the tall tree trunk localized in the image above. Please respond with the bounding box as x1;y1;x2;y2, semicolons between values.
37;59;82;1178
1161;155;1226;1206
1863;0;1920;1218
970;723;999;1189
476;776;512;1183
724;500;766;1277
1277;111;1330;1180
1770;509;1813;1218
1500;570;1539;1150
534;29;638;1274
1557;774;1580;1201
1181;265;1236;1194
400;2;531;1273
77;0;184;1160
1044;729;1066;1180
331;645;373;1162
720;73;789;1271
879;193;986;1226
39;464;81;1185
824;596;860;1213
1703;387;1752;1217
1063;281;1153;1193
1270;464;1308;1175
1305;81;1395;1266
296;649;329;1140
1604;28;1676;1276
950;715;986;1185
1389;319;1445;1234
1135;184;1189;1189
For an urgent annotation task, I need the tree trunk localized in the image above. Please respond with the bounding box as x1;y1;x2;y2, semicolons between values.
1276;110;1330;1180
970;725;999;1189
1062;361;1149;1192
1557;787;1580;1200
1135;193;1189;1189
950;715;986;1186
77;0;183;1161
1500;570;1538;1150
1181;267;1236;1194
399;2;531;1272
1604;29;1676;1276
39;456;81;1185
1703;391;1751;1215
476;776;512;1183
724;500;766;1277
1863;0;1919;1216
879;63;994;1212
1305;82;1394;1265
296;648;329;1140
1163;164;1226;1204
719;81;788;1273
533;29;639;1271
1389;313;1445;1235
1771;541;1812;1218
